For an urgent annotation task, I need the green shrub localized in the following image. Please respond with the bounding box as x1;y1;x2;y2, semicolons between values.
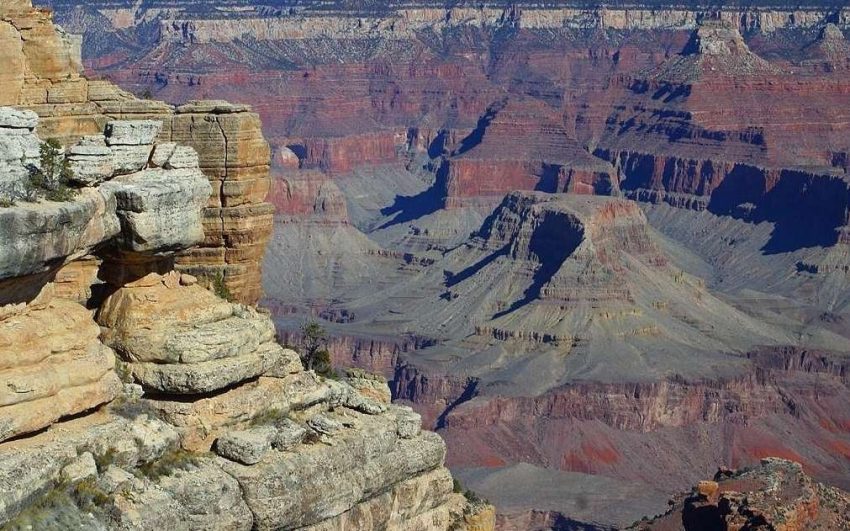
301;321;332;375
22;138;78;203
136;449;203;480
210;271;234;302
249;408;289;427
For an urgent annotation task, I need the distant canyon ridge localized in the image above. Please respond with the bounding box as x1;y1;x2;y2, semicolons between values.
40;1;850;528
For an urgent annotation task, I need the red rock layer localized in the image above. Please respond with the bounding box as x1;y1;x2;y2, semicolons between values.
328;345;850;494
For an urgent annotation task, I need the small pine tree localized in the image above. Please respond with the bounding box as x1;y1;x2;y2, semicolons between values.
24;138;77;202
301;321;331;374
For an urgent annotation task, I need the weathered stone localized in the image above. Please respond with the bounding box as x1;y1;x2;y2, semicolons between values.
139;374;332;451
270;419;306;450
165;145;200;170
61;452;97;483
215;427;275;465
150;142;176;167
393;406;422;439
0;298;122;442
129;343;288;394
264;347;304;377
109;143;152;175
105;120;162;146
67;136;113;186
307;414;344;436
0;190;119;283
123;383;144;400
99;465;135;493
0;108;37;129
305;468;461;531
219;413;449;530
155;461;253;531
0;109;42;199
103;168;211;253
326;379;387;415
343;368;392;405
130;416;180;463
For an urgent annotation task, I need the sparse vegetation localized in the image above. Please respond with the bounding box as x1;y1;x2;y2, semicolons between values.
249;408;289;427
23;138;78;203
94;448;118;473
114;360;133;383
72;478;112;512
452;478;489;512
209;271;234;302
136;449;204;480
300;321;333;376
0;194;15;208
3;476;113;530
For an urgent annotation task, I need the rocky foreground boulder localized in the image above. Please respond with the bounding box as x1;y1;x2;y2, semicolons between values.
633;457;850;530
0;0;273;305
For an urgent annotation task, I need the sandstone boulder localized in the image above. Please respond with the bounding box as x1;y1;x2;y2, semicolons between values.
0;297;122;443
103;167;211;253
98;276;297;394
270;419;306;450
215;427;276;465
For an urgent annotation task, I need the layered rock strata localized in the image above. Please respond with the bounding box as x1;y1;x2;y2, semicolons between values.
0;111;209;443
636;457;850;530
0;0;273;304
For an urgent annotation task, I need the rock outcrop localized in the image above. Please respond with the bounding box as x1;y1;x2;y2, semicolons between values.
635;458;850;530
0;110;209;442
0;0;273;304
0;109;486;529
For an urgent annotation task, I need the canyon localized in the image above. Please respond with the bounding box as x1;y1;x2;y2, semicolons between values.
23;0;850;529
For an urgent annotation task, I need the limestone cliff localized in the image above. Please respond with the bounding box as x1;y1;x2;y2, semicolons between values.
0;3;491;529
635;458;850;530
0;0;272;305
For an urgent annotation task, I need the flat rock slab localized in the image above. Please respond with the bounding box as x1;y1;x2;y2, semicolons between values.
215;426;276;465
129;343;291;394
105;120;162;146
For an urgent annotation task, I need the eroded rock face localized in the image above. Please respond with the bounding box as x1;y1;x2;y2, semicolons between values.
0;110;211;443
636;458;850;530
0;1;273;304
0;290;121;442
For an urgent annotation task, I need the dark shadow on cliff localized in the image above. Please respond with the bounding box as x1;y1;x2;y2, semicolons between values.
453;97;508;157
435;378;479;430
708;165;846;254
376;161;448;229
493;212;582;318
444;244;509;288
